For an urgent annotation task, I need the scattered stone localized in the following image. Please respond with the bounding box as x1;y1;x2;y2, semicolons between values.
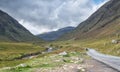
59;51;67;56
71;57;79;61
16;64;28;67
77;66;83;70
1;67;11;70
112;40;118;44
63;65;67;67
71;52;76;54
77;66;86;72
41;52;45;54
81;68;85;72
79;58;84;63
74;61;79;64
47;47;53;52
70;66;74;68
55;59;61;62
63;66;67;70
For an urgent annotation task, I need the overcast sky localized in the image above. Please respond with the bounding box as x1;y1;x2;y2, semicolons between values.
0;0;109;35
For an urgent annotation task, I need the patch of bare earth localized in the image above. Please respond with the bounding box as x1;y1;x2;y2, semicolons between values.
35;63;85;72
84;59;118;72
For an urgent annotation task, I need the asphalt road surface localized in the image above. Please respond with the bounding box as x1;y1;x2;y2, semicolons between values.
87;49;120;71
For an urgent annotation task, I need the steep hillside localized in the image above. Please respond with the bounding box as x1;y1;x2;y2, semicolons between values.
60;0;120;40
37;26;75;41
0;10;40;42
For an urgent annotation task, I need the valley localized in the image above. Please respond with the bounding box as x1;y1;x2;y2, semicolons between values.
0;40;119;72
0;0;120;72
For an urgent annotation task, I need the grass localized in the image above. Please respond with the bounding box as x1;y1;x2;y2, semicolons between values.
1;51;84;72
0;42;46;68
0;41;84;71
50;36;120;56
0;36;120;72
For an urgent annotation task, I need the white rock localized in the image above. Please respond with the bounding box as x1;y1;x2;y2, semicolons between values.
42;52;45;54
63;65;67;67
77;66;83;69
70;66;74;68
59;51;67;56
47;47;53;52
55;59;61;62
72;57;79;60
2;67;11;70
112;40;118;44
63;67;67;70
81;69;85;72
17;64;27;67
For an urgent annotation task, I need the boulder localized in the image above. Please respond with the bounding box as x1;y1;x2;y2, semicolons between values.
59;51;67;56
112;40;118;44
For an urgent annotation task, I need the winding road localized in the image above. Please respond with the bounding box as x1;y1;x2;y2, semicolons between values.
87;49;120;71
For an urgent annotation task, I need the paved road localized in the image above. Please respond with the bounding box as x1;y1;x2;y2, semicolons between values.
85;59;118;72
87;49;120;71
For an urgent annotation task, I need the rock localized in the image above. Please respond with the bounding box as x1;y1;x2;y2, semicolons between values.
2;67;11;70
47;47;53;52
74;61;79;64
63;65;67;70
71;52;76;54
69;66;74;68
112;40;118;44
59;51;67;56
77;66;83;70
81;68;85;72
71;57;79;61
77;66;86;72
63;64;67;67
42;52;45;54
55;59;61;62
16;64;28;68
79;58;84;63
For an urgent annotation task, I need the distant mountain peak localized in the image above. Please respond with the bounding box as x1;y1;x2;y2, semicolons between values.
37;26;75;41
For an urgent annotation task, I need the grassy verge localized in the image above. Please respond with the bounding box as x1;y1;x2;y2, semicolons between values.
0;36;120;71
1;51;85;72
0;42;46;68
49;37;120;56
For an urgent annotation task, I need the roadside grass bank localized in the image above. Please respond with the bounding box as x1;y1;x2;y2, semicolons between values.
0;42;46;68
0;51;86;72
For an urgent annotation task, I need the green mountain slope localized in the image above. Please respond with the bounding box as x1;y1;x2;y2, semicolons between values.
60;0;120;40
37;26;75;41
0;10;40;42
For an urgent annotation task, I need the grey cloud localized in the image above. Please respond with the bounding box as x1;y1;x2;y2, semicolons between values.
0;0;108;34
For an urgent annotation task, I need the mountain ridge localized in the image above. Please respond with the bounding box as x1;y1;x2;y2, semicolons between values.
0;10;41;42
59;0;120;40
37;26;75;41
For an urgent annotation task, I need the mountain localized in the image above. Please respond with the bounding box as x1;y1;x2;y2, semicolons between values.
0;10;40;42
37;27;75;41
60;0;120;40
